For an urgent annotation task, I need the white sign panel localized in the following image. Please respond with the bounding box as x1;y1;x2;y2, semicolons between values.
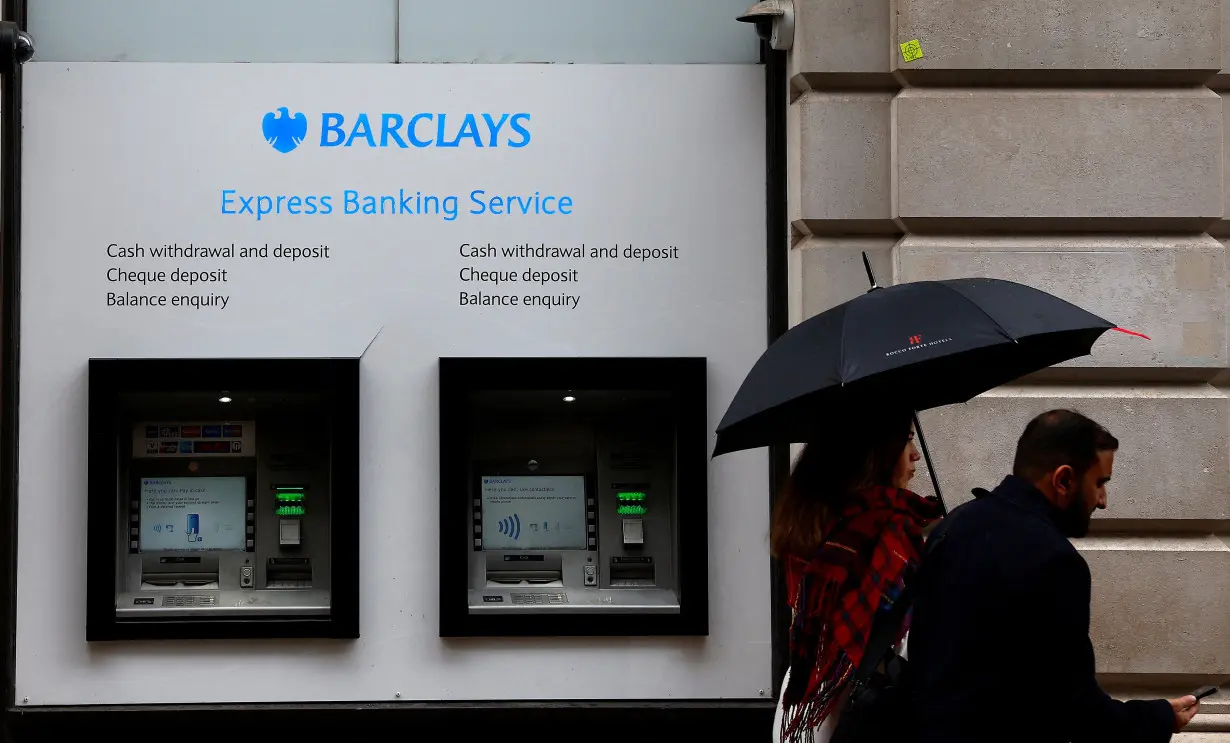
17;63;770;705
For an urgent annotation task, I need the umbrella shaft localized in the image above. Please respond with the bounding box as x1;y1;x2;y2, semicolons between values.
912;412;947;515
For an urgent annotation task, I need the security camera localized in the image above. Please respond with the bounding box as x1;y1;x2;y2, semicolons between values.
736;0;794;51
14;30;34;64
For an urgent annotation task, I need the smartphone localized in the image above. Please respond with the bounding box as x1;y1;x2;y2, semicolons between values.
1192;686;1219;701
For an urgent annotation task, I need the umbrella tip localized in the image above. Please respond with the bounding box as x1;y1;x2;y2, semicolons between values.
861;251;878;289
1112;327;1151;341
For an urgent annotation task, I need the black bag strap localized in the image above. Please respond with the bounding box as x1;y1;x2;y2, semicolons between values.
848;580;914;693
848;512;957;693
831;516;962;743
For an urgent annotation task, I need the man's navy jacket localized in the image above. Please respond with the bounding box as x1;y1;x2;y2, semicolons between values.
906;474;1176;743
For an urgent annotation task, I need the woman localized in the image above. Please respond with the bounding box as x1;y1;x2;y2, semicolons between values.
770;411;943;743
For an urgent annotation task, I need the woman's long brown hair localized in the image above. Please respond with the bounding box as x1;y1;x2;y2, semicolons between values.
769;411;914;559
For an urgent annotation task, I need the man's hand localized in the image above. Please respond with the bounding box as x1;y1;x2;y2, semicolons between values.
1169;696;1200;733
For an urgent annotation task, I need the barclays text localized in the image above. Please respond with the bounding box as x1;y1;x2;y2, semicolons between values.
319;112;531;148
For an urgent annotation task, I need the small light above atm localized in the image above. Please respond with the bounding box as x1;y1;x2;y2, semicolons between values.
218;393;232;403
562;395;576;402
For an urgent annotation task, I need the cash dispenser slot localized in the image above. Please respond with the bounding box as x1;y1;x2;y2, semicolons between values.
266;557;313;588
486;553;562;585
610;557;656;587
141;555;220;587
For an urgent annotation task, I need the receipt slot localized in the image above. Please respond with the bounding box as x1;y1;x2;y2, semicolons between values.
86;357;360;641
438;357;709;637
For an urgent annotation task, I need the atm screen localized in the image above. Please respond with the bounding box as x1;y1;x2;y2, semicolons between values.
480;475;587;551
138;476;247;552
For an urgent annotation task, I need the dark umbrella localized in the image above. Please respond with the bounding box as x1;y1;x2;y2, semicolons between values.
714;254;1147;510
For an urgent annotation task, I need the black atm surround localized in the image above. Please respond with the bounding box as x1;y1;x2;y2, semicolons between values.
85;357;361;642
438;356;710;638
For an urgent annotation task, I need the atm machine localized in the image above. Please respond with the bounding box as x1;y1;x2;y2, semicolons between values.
437;357;709;637
85;357;360;641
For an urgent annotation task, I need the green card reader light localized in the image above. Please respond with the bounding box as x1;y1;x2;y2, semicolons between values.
274;485;306;546
617;491;646;515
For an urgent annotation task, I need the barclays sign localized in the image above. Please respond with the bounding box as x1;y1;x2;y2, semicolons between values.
262;108;532;154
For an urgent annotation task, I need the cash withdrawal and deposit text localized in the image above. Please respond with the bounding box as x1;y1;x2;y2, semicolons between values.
101;239;681;312
104;241;330;311
458;241;681;310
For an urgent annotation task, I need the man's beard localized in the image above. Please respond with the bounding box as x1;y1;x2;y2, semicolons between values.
1057;489;1093;538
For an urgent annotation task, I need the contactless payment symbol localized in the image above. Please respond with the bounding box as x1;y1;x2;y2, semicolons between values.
262;107;308;154
496;513;521;540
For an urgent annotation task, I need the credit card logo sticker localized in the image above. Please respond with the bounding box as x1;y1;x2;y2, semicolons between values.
193;440;231;454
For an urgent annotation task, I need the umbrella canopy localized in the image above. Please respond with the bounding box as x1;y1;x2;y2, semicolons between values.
713;277;1143;457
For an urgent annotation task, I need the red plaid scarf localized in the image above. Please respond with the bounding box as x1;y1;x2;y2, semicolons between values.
779;485;942;741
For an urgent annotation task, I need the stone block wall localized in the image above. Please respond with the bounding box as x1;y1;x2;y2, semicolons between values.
786;0;1230;735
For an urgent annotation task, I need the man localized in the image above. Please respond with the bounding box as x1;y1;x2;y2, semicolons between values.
906;409;1201;742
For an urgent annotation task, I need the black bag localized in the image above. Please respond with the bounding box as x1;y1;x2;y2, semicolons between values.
828;579;917;743
829;512;958;743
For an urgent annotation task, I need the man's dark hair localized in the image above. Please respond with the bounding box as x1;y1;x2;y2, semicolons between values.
1012;409;1119;482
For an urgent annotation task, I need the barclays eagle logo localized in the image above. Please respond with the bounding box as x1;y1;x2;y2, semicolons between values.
262;107;308;154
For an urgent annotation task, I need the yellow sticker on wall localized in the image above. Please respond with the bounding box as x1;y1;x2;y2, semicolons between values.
900;39;925;63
